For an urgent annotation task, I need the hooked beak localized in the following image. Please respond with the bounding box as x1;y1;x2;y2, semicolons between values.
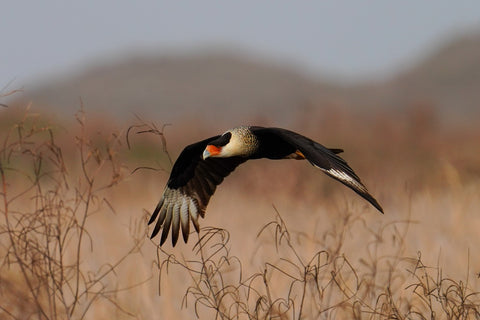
202;145;221;160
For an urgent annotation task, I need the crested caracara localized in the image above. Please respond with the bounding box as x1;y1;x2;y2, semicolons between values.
149;126;383;246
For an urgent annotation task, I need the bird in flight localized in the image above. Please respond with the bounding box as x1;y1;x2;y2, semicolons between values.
149;126;383;246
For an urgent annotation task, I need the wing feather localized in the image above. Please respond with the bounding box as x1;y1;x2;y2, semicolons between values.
171;202;181;246
160;202;173;245
150;203;167;239
260;128;383;213
189;198;200;233
180;197;190;243
148;197;164;225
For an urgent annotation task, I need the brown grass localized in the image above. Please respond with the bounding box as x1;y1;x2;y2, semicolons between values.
1;101;479;319
0;106;145;319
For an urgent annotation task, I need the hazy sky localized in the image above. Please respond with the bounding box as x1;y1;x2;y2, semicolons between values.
2;1;480;89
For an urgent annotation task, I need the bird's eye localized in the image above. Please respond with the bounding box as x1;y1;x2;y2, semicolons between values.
217;132;232;146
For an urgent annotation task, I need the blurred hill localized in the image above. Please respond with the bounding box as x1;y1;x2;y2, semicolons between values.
20;52;336;125
366;31;480;118
16;31;480;125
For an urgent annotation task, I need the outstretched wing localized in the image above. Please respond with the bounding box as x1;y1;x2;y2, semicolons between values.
149;136;246;246
260;128;383;213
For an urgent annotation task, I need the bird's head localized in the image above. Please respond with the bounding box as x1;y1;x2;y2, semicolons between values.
203;132;232;159
202;126;257;160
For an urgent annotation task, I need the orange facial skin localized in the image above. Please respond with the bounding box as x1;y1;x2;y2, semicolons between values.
205;145;222;157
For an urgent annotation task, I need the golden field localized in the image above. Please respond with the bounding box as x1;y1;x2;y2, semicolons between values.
1;102;479;319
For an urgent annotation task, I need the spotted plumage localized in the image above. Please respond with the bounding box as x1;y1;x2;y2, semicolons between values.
149;126;383;246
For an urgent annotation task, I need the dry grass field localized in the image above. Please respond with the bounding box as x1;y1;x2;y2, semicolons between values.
1;101;479;319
